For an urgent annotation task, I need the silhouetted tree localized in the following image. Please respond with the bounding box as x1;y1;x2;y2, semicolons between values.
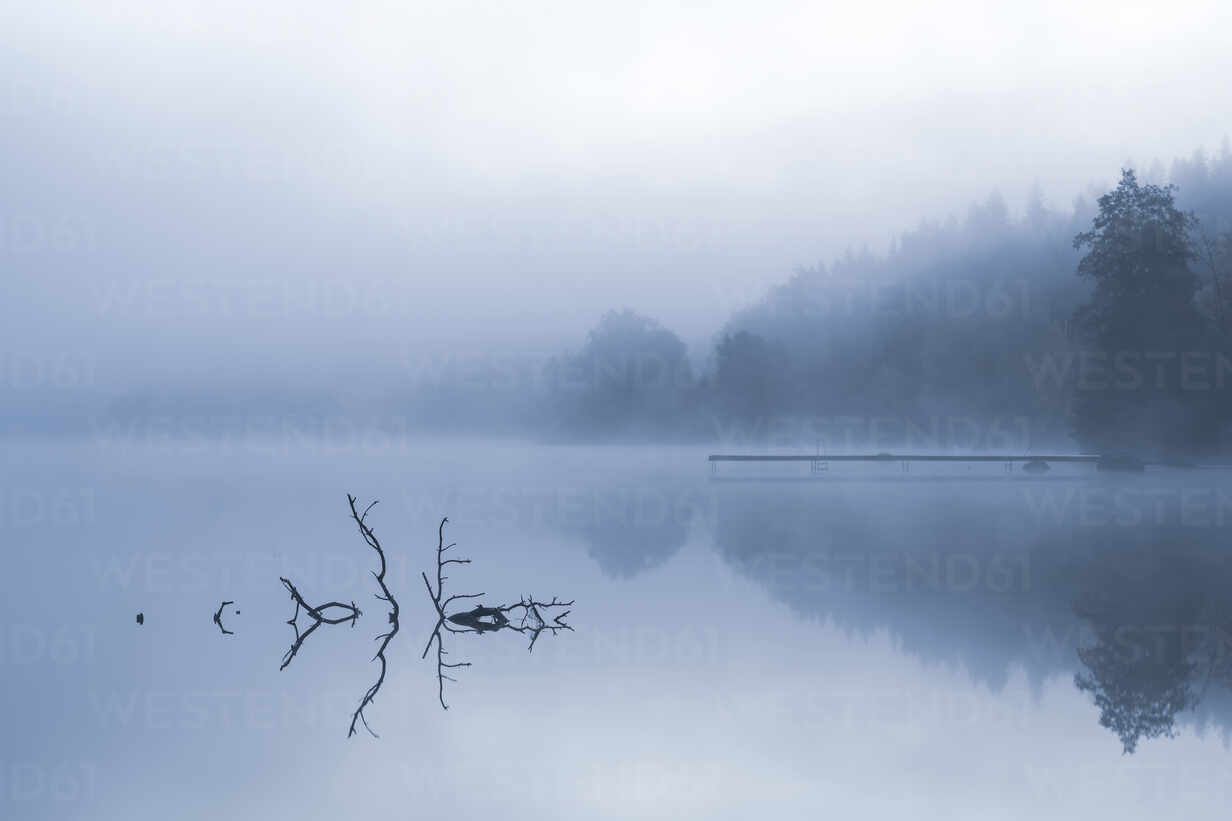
547;309;694;437
1069;169;1220;458
714;330;785;425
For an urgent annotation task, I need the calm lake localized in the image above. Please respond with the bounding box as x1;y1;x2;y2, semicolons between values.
5;436;1232;819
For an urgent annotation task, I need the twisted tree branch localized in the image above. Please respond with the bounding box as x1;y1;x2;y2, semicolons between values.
279;578;360;671
347;495;402;738
499;596;575;652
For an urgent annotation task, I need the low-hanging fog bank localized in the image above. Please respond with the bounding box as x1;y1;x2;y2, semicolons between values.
11;145;1232;460
5;2;1232;455
361;148;1232;457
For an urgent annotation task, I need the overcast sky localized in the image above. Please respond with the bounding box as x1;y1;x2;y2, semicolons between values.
3;0;1231;392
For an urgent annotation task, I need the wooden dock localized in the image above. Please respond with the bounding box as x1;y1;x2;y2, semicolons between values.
708;453;1100;463
706;452;1143;476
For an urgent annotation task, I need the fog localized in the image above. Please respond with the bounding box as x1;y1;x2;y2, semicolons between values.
6;4;1232;818
5;1;1232;417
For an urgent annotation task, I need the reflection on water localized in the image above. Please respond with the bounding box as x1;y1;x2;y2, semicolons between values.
1072;537;1232;753
6;440;1232;819
704;476;1232;754
569;493;690;579
423;515;575;710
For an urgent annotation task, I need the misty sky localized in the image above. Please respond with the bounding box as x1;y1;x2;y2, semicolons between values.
3;1;1231;392
7;7;1232;815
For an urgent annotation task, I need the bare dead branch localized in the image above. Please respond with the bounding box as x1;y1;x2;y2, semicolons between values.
279;577;360;671
499;596;575;652
419;517;481;709
212;600;235;636
418;518;575;709
347;494;402;739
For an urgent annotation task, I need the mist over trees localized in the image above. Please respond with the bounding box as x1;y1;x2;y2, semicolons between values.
525;143;1232;457
76;143;1232;457
705;190;1089;448
540;309;697;439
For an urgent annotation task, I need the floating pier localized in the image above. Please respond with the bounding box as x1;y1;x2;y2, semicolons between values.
706;452;1146;477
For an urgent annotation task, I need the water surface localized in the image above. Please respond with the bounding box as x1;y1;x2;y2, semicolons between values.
4;437;1232;819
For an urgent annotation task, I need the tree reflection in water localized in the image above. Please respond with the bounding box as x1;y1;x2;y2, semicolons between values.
708;480;1232;753
1072;538;1232;752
